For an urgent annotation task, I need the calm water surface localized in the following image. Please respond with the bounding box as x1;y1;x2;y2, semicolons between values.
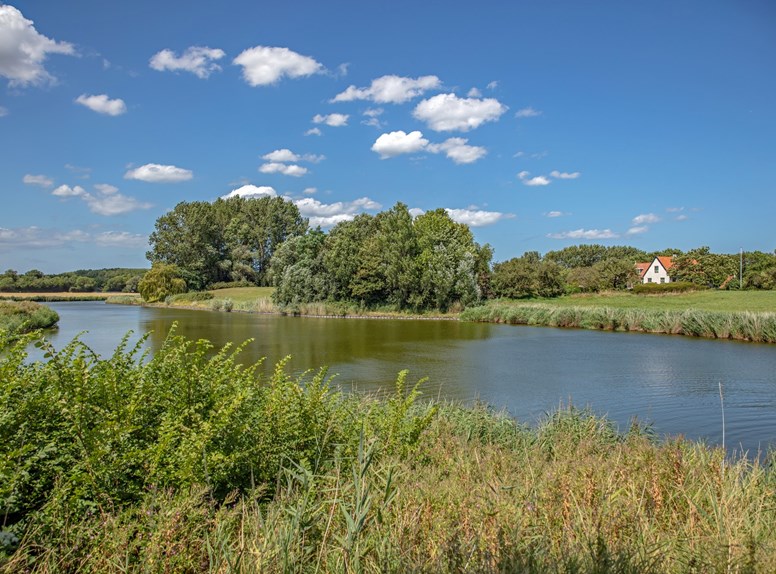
34;301;776;456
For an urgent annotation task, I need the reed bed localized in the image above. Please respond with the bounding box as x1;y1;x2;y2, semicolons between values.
461;303;776;343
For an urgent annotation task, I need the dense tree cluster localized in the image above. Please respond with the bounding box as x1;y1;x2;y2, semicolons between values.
147;196;308;290
0;268;144;293
271;203;492;311
670;247;776;289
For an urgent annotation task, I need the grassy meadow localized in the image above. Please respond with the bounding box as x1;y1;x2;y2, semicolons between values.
1;329;775;573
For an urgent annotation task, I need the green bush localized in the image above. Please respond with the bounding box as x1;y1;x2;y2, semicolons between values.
137;264;187;303
631;281;700;294
0;301;59;336
208;280;253;290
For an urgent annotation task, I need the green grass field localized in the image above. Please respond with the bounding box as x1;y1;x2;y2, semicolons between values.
206;286;274;302
529;290;776;313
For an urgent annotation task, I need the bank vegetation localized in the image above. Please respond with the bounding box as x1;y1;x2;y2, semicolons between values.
1;330;775;572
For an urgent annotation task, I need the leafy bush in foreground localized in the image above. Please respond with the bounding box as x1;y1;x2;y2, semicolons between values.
632;281;701;294
3;331;776;572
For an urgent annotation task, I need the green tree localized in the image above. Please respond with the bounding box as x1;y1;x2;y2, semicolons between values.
271;230;332;305
138;264;187;302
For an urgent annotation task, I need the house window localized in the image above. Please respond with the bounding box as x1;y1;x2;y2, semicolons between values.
654;265;659;273
660;277;665;284
648;278;653;283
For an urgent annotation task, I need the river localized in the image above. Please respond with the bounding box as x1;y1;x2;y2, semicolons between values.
26;301;776;457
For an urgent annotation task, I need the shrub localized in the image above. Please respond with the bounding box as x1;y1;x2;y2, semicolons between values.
165;291;214;304
138;264;187;303
208;280;253;290
631;281;700;294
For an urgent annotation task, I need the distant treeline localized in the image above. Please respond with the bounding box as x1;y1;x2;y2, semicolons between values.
0;268;146;293
491;245;776;299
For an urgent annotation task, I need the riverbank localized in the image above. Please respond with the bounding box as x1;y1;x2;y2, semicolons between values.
461;301;776;343
2;330;774;572
0;300;59;336
0;291;125;302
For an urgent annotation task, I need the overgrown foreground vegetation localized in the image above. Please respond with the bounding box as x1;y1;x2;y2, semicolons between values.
0;301;58;336
2;331;775;573
462;302;776;343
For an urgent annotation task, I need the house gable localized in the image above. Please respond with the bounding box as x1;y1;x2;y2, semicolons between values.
636;256;673;284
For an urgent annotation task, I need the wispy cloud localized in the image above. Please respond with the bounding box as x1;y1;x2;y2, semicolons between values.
23;174;53;187
548;229;619;240
0;226;146;249
149;46;225;78
545;211;569;218
515;106;541;118
550;170;580;179
233;46;323;86
631;213;660;225
259;162;308;177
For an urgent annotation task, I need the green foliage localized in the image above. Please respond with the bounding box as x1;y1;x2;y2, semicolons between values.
671;246;739;288
0;329;438;551
272;203;490;312
147;196;308;289
0;268;146;293
491;252;566;299
632;281;701;294
545;244;648;268
137;263;187;302
208;280;253;290
0;301;59;335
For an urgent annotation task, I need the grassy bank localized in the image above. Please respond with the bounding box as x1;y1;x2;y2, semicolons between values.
159;287;456;319
1;331;775;572
522;290;776;313
0;292;126;302
0;300;59;336
462;293;776;343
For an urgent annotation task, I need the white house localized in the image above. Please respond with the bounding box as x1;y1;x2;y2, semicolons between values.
635;256;673;284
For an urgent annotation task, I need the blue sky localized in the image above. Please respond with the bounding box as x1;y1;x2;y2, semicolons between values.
1;0;774;273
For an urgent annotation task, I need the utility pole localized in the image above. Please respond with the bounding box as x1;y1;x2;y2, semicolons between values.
740;248;743;289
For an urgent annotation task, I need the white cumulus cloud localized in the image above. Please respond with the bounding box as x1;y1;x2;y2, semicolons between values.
52;183;151;215
312;113;349;127
221;185;277;200
413;93;507;132
427;137;487;164
545;211;569;218
149;46;225;78
75;94;127;116
371;130;429;159
233;46;323;86
262;149;324;163
52;184;86;197
0;5;75;87
259;162;308;177
124;163;193;183
23;174;53;187
547;229;619;240
445;208;514;227
294;197;381;227
332;75;440;104
626;226;649;235
305;127;322;136
518;171;551;186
